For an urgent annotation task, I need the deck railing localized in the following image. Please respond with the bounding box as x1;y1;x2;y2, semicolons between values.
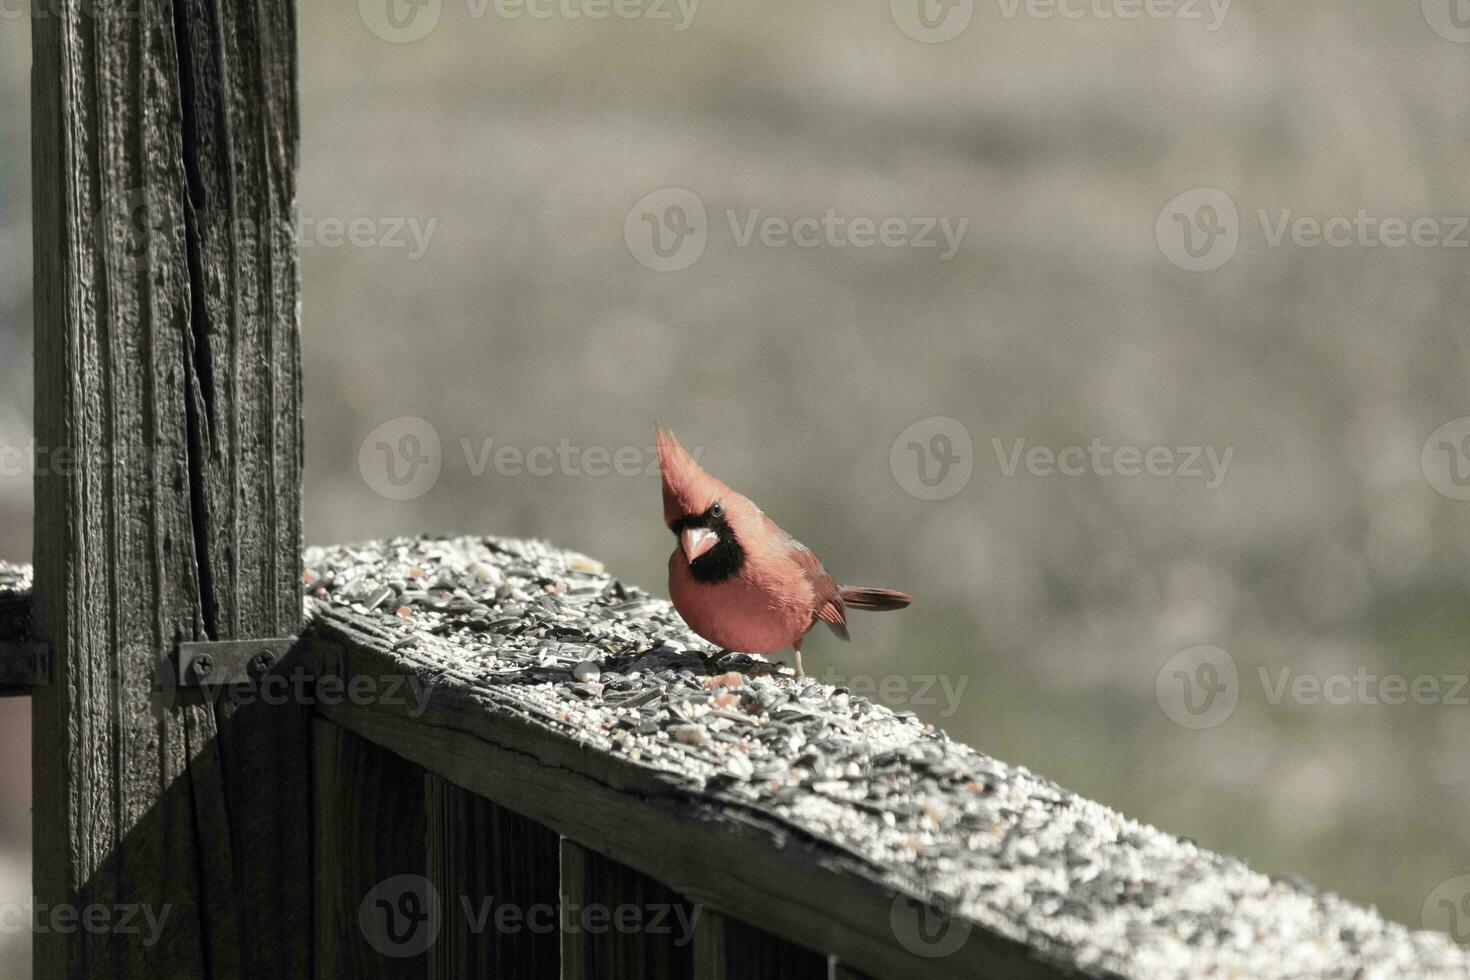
5;542;1469;977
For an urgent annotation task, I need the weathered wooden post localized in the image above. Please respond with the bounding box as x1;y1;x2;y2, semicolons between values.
30;1;306;976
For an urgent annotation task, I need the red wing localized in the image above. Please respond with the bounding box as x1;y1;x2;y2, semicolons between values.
816;597;849;640
778;529;849;641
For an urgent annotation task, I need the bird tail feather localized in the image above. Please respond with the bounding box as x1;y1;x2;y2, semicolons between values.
839;587;913;611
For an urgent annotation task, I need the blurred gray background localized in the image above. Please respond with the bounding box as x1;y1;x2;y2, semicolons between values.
2;0;1469;969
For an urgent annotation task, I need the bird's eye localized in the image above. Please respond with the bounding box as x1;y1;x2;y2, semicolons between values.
710;501;724;519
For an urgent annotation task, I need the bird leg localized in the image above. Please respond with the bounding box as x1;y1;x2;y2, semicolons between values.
792;641;804;679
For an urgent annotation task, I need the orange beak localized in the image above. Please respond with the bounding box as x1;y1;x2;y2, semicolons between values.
680;526;718;563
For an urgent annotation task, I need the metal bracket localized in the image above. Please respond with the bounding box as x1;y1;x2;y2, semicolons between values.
0;641;51;689
175;637;299;687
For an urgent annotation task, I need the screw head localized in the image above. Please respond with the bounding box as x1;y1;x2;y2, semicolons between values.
190;655;214;681
250;650;277;677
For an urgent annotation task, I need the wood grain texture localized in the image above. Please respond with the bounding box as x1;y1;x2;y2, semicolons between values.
694;907;829;980
313;718;430;979
691;908;728;980
720;915;829;980
426;774;560;980
560;838;591;980
559;837;695;980
30;0;304;975
826;959;873;980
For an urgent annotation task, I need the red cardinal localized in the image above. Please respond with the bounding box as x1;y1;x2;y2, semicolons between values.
657;426;912;677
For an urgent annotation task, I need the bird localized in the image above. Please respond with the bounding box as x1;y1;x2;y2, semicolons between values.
656;425;912;678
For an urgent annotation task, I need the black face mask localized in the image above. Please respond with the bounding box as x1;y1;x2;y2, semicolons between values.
669;502;746;583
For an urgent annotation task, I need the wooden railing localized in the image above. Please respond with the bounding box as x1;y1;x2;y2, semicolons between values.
5;542;1469;978
12;1;1470;977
